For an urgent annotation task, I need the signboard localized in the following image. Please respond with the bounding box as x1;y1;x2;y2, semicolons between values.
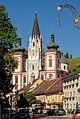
77;88;80;93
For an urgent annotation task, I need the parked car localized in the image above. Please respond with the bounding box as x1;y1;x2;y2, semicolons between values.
57;109;66;116
15;109;31;119
43;108;50;115
74;109;80;119
32;104;42;114
46;109;55;116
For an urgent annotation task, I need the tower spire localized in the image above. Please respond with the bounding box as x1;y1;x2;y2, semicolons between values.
32;12;40;37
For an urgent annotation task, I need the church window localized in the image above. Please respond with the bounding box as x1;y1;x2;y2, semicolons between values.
23;75;26;83
32;65;34;70
49;56;52;58
49;74;53;79
31;73;35;82
15;76;18;83
23;75;26;87
57;59;60;68
15;58;19;69
64;65;66;70
33;42;35;46
41;74;44;80
23;58;26;71
49;59;52;67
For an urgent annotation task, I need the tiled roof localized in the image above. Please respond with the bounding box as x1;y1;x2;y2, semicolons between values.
45;79;63;94
33;79;63;95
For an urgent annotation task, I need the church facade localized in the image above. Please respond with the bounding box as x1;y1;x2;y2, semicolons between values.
12;13;68;92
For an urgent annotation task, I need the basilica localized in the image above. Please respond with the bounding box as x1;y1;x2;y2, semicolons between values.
12;13;68;92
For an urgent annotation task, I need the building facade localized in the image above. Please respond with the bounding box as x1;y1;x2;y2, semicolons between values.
63;70;80;113
12;13;68;92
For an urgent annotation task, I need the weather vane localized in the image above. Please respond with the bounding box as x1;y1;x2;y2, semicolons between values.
57;4;80;30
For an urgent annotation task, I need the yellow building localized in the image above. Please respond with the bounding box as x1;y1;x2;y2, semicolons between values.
33;78;63;109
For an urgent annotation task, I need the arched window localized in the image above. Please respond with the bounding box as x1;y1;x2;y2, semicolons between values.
41;74;44;80
15;58;19;69
49;74;53;79
15;76;18;90
33;42;35;46
23;75;26;83
23;75;26;87
49;59;52;67
32;65;34;70
31;73;35;82
57;59;60;68
15;76;18;83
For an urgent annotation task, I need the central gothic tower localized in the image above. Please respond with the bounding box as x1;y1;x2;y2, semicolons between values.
28;13;43;83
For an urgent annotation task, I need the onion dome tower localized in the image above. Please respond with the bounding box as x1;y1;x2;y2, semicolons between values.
47;33;59;50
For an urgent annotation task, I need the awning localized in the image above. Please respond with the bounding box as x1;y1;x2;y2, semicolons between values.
51;101;63;105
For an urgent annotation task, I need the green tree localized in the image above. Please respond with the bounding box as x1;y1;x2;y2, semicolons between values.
64;52;69;59
23;92;41;106
0;4;18;101
17;94;29;108
70;54;72;59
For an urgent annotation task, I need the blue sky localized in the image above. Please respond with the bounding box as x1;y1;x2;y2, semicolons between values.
0;0;80;58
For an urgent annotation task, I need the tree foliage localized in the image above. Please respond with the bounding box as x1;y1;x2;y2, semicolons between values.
17;94;29;108
0;4;18;99
64;52;69;59
23;92;41;106
70;54;72;59
67;58;80;73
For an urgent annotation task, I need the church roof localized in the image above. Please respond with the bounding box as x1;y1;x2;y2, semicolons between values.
60;55;68;64
47;33;59;50
32;13;40;37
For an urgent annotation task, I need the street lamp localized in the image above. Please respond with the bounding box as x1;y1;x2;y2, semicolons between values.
57;4;80;30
